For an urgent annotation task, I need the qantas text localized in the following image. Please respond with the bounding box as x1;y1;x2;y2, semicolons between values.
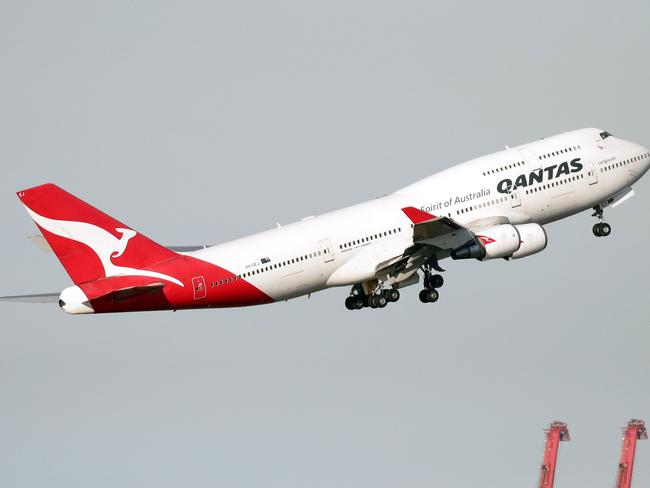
497;158;583;194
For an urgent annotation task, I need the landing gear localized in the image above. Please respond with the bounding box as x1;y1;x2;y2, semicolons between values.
369;294;387;308
385;288;400;302
344;283;399;310
419;288;439;303
592;222;612;237
420;265;444;304
344;263;443;310
345;296;364;310
424;273;444;289
591;205;612;237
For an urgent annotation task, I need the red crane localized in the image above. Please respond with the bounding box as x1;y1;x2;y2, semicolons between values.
537;421;570;488
615;419;647;488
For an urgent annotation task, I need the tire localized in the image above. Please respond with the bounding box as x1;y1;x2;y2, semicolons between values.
386;289;400;302
354;297;365;309
593;223;602;237
426;289;439;303
600;222;611;236
369;296;379;308
345;297;356;310
419;289;429;303
430;274;444;288
376;295;387;308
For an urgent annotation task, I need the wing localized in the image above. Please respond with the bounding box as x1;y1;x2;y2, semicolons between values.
0;293;60;303
402;207;477;253
374;207;479;283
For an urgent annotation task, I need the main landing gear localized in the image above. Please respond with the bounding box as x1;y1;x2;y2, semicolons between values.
344;262;445;310
592;205;612;237
344;284;401;310
419;267;444;304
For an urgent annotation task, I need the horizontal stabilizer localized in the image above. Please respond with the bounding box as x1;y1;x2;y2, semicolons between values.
28;234;207;254
167;245;209;252
0;293;60;303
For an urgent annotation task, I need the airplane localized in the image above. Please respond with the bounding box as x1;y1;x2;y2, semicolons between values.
1;128;649;314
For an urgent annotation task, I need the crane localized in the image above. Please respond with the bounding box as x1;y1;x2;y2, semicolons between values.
537;421;570;488
615;419;647;488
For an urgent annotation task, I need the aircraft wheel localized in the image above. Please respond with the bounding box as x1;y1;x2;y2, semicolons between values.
426;289;439;303
345;297;356;310
385;289;400;302
419;289;429;303
592;223;602;237
430;274;444;288
600;222;612;236
354;297;365;309
375;294;387;308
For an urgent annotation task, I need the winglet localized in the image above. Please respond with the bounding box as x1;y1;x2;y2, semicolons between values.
401;207;437;224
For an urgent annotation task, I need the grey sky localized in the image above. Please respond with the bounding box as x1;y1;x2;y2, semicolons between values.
1;1;649;486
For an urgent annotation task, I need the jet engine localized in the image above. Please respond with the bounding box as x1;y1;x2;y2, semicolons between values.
451;223;548;261
452;224;521;260
511;223;547;259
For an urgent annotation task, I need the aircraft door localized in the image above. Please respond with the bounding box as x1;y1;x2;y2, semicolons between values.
587;163;599;185
192;276;207;300
510;189;522;208
319;239;334;263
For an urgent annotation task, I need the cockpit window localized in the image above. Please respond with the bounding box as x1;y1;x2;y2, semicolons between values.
600;131;614;140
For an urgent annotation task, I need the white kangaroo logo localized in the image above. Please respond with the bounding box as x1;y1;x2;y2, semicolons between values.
25;206;184;287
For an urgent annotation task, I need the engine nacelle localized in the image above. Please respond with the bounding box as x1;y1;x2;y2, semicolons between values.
476;224;521;260
511;223;547;259
452;224;521;261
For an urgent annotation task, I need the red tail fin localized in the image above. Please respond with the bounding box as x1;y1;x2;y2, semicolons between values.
18;183;178;285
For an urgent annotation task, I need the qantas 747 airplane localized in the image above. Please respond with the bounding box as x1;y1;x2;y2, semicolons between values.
2;128;649;314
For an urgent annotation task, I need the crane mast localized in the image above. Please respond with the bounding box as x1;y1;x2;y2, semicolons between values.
615;419;647;488
537;421;570;488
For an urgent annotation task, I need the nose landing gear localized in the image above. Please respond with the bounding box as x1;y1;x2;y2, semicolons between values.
592;222;612;237
592;205;612;237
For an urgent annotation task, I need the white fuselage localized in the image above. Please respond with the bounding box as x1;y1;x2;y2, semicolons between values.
186;128;650;302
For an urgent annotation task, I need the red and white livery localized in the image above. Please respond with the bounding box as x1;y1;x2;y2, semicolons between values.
3;128;649;313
